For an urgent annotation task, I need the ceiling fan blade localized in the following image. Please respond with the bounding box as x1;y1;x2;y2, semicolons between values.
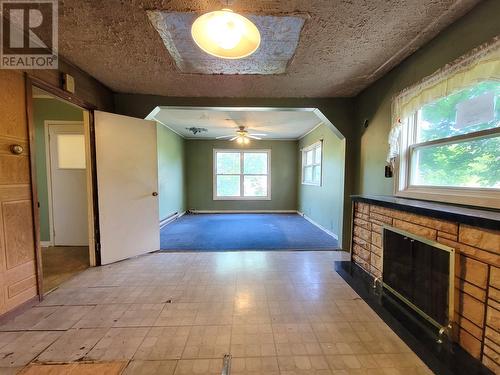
248;135;262;140
216;135;233;139
229;136;239;141
249;133;267;136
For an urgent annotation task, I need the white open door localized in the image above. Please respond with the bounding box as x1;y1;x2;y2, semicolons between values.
94;111;159;265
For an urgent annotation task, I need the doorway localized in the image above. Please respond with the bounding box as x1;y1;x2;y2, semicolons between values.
31;87;94;293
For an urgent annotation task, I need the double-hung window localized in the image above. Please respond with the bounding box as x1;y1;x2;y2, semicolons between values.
301;141;322;186
391;40;500;208
214;149;271;200
396;80;500;207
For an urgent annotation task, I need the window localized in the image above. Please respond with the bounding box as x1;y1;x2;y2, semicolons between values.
57;134;86;169
214;149;271;200
301;141;322;186
397;80;500;206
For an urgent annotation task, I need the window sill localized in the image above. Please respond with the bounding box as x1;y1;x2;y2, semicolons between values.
213;196;272;201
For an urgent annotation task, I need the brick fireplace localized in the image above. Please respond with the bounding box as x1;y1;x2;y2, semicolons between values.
351;196;499;373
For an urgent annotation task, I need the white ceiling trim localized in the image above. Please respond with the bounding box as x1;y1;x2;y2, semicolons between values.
298;122;324;140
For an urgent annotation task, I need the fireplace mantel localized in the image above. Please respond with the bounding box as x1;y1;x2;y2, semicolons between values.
351;195;499;230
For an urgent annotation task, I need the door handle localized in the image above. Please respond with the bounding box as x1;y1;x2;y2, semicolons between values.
10;144;24;155
152;192;158;197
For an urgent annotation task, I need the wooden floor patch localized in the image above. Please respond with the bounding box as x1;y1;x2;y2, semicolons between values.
18;362;127;374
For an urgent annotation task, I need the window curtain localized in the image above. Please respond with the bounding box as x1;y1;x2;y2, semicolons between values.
387;37;500;163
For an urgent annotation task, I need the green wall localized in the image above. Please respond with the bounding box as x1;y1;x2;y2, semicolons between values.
114;96;355;249
354;0;500;195
33;98;83;242
185;140;298;211
298;124;345;241
157;124;186;220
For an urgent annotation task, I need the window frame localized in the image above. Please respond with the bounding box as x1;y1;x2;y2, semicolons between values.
395;110;500;209
213;149;271;201
301;140;323;186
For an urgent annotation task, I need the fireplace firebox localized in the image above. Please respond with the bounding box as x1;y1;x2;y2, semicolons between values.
382;226;455;332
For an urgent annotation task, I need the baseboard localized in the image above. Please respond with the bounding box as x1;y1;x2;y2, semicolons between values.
40;241;52;247
159;211;186;229
189;210;297;214
297;211;339;240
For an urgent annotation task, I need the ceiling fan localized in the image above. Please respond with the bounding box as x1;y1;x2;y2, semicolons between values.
216;125;267;144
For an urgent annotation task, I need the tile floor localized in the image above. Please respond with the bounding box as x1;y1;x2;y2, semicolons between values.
0;251;432;374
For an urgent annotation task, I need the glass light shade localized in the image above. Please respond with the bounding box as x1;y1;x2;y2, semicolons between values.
191;9;261;59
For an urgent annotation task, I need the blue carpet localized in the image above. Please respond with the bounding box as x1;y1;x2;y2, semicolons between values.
160;213;339;251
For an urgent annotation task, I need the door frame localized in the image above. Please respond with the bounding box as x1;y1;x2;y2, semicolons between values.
25;74;101;300
44;120;85;247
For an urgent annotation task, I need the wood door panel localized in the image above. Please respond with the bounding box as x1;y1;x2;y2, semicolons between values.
8;274;37;299
0;70;38;316
0;154;30;185
5;284;37;312
3;200;35;270
5;260;37;285
0;185;31;202
0;282;5;314
4;260;36;310
0;71;27;139
0;137;29;155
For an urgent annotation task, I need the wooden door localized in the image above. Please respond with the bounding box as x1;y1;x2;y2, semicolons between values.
94;111;160;265
0;71;38;314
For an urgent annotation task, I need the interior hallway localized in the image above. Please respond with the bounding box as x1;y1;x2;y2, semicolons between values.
0;251;430;374
42;246;90;293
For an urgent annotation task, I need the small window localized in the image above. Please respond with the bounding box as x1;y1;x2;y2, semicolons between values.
214;149;270;200
57;134;86;169
302;141;322;186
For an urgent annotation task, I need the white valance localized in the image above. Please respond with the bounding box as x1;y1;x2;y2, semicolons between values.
387;37;500;163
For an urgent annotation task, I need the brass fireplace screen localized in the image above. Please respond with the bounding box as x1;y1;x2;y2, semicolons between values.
382;226;455;331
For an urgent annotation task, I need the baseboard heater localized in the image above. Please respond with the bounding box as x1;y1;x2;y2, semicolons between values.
381;225;455;336
159;212;180;228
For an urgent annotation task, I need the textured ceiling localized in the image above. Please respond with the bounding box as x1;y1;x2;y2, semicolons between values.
149;107;324;139
58;0;480;97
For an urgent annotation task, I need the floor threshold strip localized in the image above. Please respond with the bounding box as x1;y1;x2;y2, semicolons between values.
221;353;231;375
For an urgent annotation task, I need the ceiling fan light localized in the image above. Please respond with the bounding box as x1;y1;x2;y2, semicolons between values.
191;9;261;59
236;137;244;144
243;137;250;144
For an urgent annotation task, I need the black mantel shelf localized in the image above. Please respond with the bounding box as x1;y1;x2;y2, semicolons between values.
351;195;500;231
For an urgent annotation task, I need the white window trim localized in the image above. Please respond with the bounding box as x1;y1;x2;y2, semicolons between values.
394;112;500;209
301;140;323;186
213;149;272;201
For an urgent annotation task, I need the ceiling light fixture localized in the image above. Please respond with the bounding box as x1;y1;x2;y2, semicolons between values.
216;126;266;143
191;8;261;59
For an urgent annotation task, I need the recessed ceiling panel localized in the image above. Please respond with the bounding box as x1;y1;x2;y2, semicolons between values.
147;11;305;75
149;107;323;139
